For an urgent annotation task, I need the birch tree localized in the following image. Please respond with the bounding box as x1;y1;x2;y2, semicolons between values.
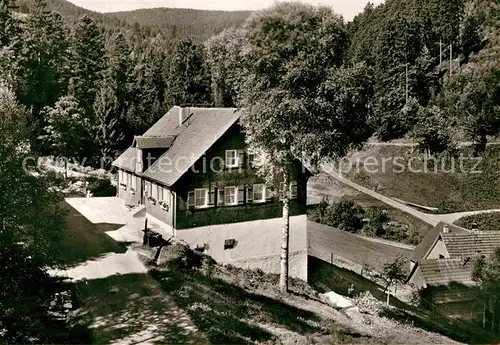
240;3;373;292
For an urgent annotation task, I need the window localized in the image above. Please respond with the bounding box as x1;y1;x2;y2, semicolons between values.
158;186;163;201
246;148;255;167
131;175;137;192
224;186;237;205
145;181;152;197
225;150;238;168
224;239;236;250
195;189;208;208
253;184;266;203
119;170;126;184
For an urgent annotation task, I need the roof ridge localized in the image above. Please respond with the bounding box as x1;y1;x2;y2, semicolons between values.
174;106;239;110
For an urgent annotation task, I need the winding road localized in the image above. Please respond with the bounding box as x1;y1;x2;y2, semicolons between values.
320;163;500;227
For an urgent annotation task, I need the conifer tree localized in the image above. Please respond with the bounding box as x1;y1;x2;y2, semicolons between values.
167;37;211;106
15;0;69;147
69;14;105;115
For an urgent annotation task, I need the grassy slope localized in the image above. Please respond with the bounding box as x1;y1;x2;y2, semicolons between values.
308;174;433;244
454;212;500;230
309;257;500;344
346;145;500;213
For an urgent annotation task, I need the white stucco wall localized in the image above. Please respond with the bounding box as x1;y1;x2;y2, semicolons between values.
174;215;308;281
146;213;175;238
426;237;449;259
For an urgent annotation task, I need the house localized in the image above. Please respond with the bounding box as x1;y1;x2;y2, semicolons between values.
112;106;309;280
407;222;500;321
409;222;469;273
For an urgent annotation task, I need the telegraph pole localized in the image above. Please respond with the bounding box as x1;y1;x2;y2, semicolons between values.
405;63;409;103
439;39;443;65
449;44;453;77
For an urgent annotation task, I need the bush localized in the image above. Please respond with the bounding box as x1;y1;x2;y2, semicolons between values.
86;178;116;197
332;199;365;232
44;170;66;186
365;207;390;236
308;198;365;233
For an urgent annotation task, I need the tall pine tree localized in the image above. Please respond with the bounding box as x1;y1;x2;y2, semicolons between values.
69;14;105;115
15;0;69;148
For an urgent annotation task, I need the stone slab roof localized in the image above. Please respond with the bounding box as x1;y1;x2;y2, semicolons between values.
112;147;136;172
113;106;241;185
442;231;500;259
419;258;475;287
411;222;468;262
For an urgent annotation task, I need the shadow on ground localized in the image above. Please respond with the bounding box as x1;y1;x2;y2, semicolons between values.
56;201;126;266
73;273;206;344
149;264;372;345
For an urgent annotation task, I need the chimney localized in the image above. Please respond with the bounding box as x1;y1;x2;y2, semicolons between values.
135;147;143;174
443;224;449;233
179;106;189;126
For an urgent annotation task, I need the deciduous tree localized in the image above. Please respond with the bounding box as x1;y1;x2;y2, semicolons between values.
240;3;372;292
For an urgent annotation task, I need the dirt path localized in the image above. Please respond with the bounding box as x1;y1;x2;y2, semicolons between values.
48;249;148;281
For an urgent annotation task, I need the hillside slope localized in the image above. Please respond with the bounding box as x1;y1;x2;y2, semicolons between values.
17;0;250;40
108;8;250;41
345;145;500;213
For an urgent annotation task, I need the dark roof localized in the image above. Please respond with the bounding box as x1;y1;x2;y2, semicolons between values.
442;231;500;259
113;106;240;180
142;107;240;186
411;222;469;262
135;136;176;149
112;147;137;172
419;258;475;287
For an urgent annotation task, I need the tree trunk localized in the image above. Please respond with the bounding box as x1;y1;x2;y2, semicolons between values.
64;159;68;180
483;300;486;328
279;175;290;293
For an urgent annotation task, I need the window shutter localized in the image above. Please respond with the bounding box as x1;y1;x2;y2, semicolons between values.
238;150;245;166
217;188;225;206
266;185;273;202
238;185;245;204
290;181;298;199
246;185;253;203
187;191;195;208
208;186;215;207
152;183;158;200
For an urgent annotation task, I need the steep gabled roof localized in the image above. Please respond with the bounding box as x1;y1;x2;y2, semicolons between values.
112;107;241;181
112;147;137;172
419;258;475;287
141;107;241;186
411;222;469;262
442;231;500;259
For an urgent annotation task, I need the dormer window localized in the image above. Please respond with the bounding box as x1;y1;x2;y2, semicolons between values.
225;150;238;168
